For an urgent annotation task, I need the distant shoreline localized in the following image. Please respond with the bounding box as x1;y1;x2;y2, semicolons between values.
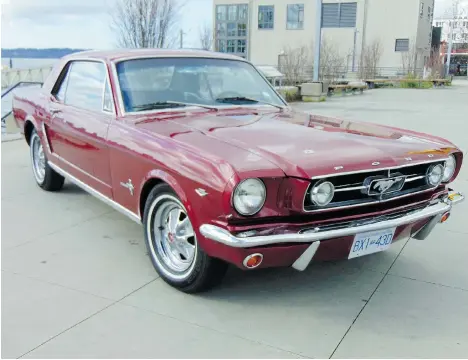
2;48;88;59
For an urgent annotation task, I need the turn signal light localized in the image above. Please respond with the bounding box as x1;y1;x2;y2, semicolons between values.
440;212;451;223
243;254;263;269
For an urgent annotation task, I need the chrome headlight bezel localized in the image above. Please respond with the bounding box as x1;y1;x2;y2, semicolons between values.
442;154;456;183
232;178;267;216
310;180;335;206
426;163;445;187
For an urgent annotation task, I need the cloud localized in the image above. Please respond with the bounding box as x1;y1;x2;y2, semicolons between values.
1;0;212;49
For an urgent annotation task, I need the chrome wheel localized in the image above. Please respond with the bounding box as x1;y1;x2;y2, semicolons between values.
31;132;46;184
148;195;197;279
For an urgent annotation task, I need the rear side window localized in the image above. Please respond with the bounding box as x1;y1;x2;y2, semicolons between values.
60;61;108;112
55;66;70;102
103;78;113;112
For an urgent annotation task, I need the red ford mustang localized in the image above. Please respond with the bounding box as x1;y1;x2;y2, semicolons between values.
12;49;464;293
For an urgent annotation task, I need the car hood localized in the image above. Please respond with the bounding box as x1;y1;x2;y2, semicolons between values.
137;109;457;179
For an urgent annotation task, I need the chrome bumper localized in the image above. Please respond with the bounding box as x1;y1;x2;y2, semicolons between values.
199;191;464;249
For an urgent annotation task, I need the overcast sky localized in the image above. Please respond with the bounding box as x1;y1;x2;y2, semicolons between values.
0;0;463;49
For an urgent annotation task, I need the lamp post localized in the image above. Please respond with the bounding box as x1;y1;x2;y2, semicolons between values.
352;28;359;72
313;0;322;81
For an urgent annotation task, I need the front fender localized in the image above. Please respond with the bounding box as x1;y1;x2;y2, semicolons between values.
138;168;230;253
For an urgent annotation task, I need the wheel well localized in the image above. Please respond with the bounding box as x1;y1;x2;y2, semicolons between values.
24;121;34;145
139;178;166;218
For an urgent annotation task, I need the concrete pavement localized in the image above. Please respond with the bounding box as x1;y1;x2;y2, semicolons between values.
2;81;468;358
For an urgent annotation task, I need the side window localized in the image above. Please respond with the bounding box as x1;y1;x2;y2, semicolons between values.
103;78;113;112
54;65;71;102
64;61;107;112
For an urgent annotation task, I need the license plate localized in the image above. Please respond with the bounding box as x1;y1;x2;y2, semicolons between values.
348;227;396;259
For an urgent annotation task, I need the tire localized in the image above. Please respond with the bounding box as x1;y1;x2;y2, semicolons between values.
29;128;65;191
143;183;228;293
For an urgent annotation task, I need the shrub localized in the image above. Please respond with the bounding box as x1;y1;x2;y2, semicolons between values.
279;87;301;102
400;74;432;89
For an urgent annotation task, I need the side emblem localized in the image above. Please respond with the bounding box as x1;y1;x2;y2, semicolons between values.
195;188;208;197
120;179;134;196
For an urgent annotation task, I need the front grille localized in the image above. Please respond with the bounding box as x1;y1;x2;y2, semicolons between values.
303;160;446;212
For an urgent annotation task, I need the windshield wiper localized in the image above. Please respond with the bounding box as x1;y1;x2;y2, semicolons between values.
133;101;219;112
215;96;284;110
133;102;187;111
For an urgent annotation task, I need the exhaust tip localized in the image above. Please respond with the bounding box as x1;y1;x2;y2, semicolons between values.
243;253;263;269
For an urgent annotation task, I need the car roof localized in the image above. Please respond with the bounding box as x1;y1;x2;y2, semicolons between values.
62;48;247;63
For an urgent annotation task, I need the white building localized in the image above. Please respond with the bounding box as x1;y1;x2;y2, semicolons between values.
213;0;435;75
433;16;468;48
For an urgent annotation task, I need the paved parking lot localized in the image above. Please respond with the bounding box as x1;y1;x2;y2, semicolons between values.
2;81;468;358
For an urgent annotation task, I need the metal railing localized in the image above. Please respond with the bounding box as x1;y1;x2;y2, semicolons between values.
1;81;43;134
1;66;52;89
258;65;431;86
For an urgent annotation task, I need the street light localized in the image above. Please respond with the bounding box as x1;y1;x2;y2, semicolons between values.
313;0;322;81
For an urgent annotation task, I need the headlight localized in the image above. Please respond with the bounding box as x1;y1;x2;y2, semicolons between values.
311;181;335;206
426;164;444;186
233;178;266;216
442;154;456;182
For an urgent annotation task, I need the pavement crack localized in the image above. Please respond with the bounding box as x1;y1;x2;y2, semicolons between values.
3;209;115;252
328;238;411;359
119;299;310;359
16;278;159;359
386;273;468;293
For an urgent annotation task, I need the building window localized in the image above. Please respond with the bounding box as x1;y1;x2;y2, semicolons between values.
217;40;226;52
420;3;424;18
216;5;227;21
228;5;237;21
428;6;431;20
216;23;226;37
214;4;249;58
239;4;248;20
287;4;304;30
238;23;247;36
321;2;357;28
227;40;236;53
258;5;274;29
227;22;236;36
395;39;409;52
237;39;246;53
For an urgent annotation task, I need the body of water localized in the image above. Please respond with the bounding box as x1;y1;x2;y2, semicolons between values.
1;58;59;70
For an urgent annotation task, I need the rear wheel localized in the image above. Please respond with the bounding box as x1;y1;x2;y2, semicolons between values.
30;129;64;191
143;183;228;293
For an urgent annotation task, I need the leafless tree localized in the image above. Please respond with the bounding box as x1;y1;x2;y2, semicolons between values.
278;46;311;85
358;39;383;79
111;0;182;48
199;24;213;51
319;37;346;82
426;48;444;77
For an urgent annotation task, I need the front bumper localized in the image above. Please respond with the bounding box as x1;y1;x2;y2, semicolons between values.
200;191;464;249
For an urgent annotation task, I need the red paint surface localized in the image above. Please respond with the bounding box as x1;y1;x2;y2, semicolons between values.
12;49;464;269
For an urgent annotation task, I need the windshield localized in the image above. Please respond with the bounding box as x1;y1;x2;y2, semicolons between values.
115;57;286;112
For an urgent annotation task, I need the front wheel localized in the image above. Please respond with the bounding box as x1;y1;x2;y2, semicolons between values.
143;184;228;293
30;128;64;191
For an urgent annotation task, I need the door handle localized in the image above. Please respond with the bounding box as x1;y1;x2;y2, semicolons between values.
50;108;61;115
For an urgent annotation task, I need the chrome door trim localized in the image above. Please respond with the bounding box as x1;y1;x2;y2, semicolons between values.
48;160;141;224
